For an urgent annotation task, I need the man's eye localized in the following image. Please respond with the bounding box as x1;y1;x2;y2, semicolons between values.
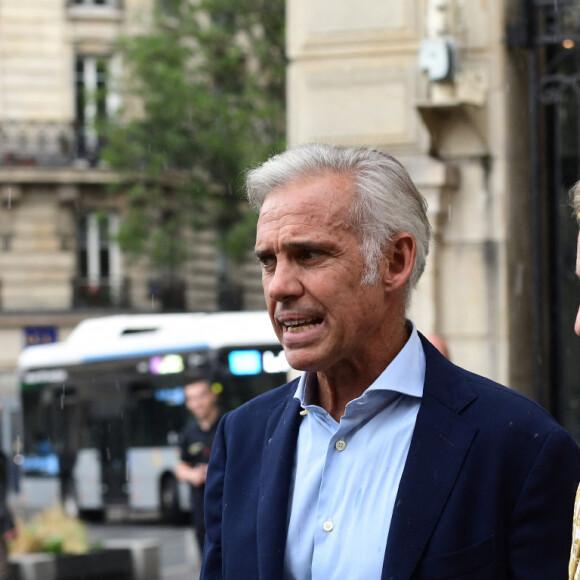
258;256;275;270
299;250;320;261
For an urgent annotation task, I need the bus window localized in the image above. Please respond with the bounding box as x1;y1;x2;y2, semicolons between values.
129;382;188;447
214;346;290;411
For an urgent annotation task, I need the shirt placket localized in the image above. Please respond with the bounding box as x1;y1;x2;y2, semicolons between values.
311;411;358;577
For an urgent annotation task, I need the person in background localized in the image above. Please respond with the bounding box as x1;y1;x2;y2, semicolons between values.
176;378;221;554
202;143;580;579
425;333;450;359
569;179;580;580
0;403;16;580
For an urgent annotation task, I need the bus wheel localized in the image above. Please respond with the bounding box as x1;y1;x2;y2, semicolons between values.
160;475;180;522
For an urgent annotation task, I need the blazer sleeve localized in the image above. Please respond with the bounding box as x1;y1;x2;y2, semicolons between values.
509;425;580;579
200;413;228;580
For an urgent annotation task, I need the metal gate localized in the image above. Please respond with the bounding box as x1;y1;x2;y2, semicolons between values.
508;0;580;435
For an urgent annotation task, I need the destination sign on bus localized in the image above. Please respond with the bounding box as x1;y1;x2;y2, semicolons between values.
229;349;289;376
144;349;289;377
149;354;185;375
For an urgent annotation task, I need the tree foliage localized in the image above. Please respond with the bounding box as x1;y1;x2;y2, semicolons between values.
103;0;286;268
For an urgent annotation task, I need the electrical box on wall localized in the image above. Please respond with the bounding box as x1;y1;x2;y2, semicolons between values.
418;37;456;82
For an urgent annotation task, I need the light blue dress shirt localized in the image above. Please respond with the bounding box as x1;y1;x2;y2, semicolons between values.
283;323;425;580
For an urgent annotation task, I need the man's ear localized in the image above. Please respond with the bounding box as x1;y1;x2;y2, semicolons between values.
382;232;416;291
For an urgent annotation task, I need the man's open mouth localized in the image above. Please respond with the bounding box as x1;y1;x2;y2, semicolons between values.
282;318;323;333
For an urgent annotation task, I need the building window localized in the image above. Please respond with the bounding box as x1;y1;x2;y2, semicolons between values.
74;55;120;164
75;56;107;163
74;213;127;307
78;212;120;282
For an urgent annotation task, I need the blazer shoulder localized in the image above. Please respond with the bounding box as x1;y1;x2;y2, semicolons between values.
423;340;565;437
460;366;555;421
453;367;571;451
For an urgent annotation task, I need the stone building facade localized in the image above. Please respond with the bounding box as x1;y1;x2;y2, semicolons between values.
286;0;580;438
1;0;580;440
287;0;516;380
0;0;265;407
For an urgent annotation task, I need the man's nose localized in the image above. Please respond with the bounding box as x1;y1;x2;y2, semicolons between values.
266;260;303;302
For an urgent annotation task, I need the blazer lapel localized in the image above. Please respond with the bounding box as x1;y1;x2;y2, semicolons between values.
382;345;479;580
256;388;302;580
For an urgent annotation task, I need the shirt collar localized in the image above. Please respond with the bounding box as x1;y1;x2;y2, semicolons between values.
294;320;425;406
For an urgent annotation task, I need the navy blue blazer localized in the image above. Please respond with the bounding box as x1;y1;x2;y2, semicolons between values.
201;336;580;579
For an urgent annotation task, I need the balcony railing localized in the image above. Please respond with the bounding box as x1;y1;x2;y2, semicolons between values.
72;277;130;309
0;121;103;168
67;0;123;9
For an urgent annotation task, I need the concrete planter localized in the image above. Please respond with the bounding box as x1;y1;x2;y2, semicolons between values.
9;540;160;580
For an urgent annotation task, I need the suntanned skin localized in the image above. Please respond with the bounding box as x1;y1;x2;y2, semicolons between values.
255;173;416;421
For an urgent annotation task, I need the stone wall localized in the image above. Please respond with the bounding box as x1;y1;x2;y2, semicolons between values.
286;0;529;390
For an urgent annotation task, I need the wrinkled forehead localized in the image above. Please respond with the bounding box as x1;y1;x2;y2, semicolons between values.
262;172;355;216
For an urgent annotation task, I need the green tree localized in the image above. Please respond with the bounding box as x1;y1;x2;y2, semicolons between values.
103;0;285;281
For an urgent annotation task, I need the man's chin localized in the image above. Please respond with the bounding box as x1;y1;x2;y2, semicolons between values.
283;349;323;373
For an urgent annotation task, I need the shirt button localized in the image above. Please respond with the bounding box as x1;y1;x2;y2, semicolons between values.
323;520;334;532
335;439;347;452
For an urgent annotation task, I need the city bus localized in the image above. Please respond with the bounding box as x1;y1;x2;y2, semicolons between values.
17;311;291;522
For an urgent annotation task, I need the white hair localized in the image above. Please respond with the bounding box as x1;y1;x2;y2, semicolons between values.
246;143;432;295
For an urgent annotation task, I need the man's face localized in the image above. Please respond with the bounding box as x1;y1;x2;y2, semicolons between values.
575;231;580;336
255;173;391;374
184;381;216;421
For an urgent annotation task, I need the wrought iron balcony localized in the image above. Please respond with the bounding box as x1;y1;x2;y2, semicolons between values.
0;121;103;168
72;277;130;309
67;0;124;9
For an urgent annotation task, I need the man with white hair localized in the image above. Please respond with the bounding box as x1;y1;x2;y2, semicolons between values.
202;144;580;579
